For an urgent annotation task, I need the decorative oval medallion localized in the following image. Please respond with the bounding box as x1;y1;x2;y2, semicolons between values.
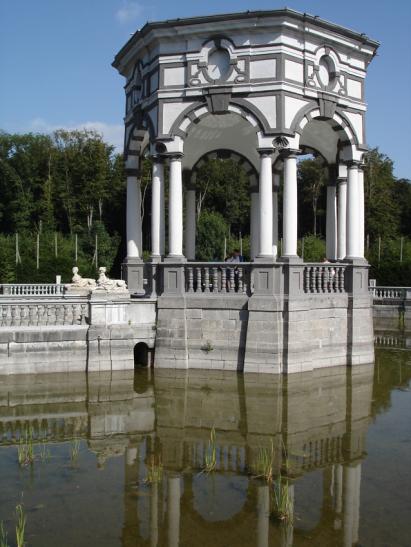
207;48;231;81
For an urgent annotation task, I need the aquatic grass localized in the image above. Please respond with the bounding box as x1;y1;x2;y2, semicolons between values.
203;427;217;473
144;454;163;484
15;505;26;547
253;440;275;483
69;439;81;464
0;521;9;547
271;472;294;523
17;426;35;467
38;441;51;462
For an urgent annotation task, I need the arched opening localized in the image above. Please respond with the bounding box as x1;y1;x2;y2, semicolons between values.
134;342;150;368
189;149;257;261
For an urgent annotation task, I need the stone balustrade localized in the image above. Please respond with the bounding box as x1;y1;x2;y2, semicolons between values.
0;283;64;296
303;264;346;294
185;263;251;295
0;301;89;327
370;286;407;301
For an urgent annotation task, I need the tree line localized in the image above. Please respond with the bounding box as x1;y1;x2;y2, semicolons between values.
0;129;409;285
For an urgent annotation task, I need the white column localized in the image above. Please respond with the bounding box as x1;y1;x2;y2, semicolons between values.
168;476;181;547
258;151;274;257
185;186;196;260
326;181;337;260
273;173;280;258
282;153;298;257
358;167;365;258
346;163;360;259
150;482;159;547
352;464;361;545
343;465;356;547
250;189;259;260
337;174;347;260
127;173;142;258
151;159;164;258
257;485;269;547
168;156;184;257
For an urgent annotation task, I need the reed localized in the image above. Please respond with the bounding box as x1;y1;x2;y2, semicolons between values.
254;440;275;483
145;454;163;484
203;427;217;473
0;521;9;547
15;505;26;547
70;439;81;463
17;426;35;467
271;473;293;523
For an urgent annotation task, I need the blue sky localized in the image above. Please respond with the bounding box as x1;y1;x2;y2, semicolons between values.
1;0;410;178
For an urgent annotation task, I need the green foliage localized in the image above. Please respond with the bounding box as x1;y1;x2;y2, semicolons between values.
0;130;125;280
364;148;400;240
367;237;411;285
195;158;251;235
298;156;327;236
298;234;326;262
196;211;228;261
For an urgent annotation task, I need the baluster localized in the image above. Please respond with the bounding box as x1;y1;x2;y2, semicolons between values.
238;267;243;293
187;267;194;293
304;267;309;293
229;267;235;293
196;267;202;293
212;267;218;292
315;266;321;293
339;268;345;293
204;267;210;293
221;267;227;292
320;267;326;293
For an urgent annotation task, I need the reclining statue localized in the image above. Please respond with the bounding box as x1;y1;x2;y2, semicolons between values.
65;266;96;290
95;267;128;292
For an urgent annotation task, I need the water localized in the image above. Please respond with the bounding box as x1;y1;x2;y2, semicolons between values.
0;345;410;547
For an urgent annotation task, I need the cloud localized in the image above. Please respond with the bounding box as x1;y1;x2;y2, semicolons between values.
28;118;124;152
115;1;143;24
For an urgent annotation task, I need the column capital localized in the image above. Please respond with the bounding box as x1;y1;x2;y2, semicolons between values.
345;160;362;169
149;154;166;164
281;149;300;159
167;152;184;161
257;147;274;157
125;168;141;177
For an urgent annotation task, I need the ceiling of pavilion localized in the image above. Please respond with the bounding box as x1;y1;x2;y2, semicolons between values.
182;112;259;172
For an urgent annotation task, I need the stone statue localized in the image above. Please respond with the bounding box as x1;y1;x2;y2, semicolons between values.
65;266;96;292
71;266;96;288
96;267;127;292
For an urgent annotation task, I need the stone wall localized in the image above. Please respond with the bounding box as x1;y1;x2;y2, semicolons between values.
0;296;156;375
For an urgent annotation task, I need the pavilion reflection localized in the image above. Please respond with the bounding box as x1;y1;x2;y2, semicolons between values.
0;364;375;546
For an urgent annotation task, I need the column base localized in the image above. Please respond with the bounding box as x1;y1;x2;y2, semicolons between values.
164;255;186;263
254;254;276;263
122;257;145;295
280;255;303;264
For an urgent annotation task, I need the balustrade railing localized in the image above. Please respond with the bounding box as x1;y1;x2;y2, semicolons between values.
0;302;88;327
185;263;251;295
303;264;346;294
370;286;406;301
0;283;64;296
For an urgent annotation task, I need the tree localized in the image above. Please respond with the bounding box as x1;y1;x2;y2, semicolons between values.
196;211;228;261
298;157;327;236
363;148;400;241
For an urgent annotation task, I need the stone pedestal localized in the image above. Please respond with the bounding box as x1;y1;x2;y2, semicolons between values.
122;257;145;295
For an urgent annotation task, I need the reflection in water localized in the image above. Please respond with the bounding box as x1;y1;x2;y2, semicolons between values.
0;353;410;547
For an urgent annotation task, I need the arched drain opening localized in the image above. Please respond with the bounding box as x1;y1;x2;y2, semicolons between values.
134;342;153;368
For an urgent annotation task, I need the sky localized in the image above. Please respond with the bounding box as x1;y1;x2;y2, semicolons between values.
0;0;410;179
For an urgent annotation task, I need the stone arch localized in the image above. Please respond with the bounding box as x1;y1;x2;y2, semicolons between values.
291;103;363;162
124;115;156;162
191;149;258;181
169;101;265;141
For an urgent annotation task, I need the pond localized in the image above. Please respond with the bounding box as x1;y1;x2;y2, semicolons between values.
0;342;410;546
